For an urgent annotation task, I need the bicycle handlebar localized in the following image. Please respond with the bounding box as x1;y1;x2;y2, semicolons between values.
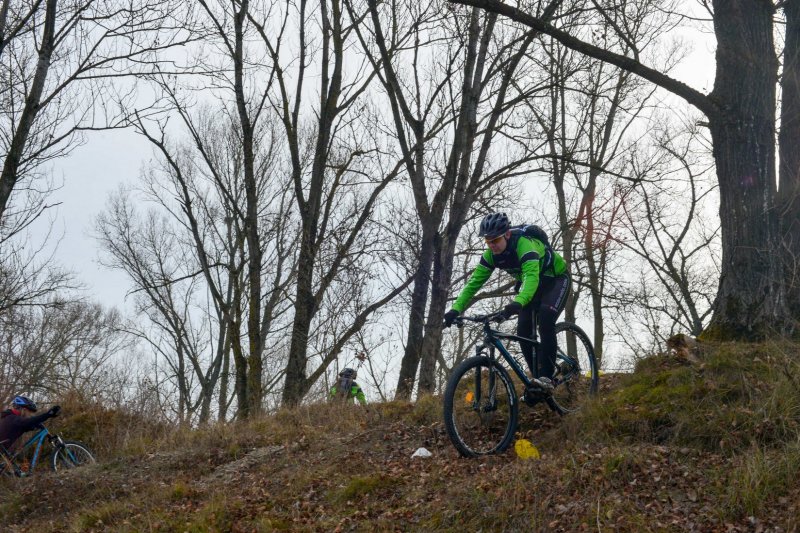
453;311;506;325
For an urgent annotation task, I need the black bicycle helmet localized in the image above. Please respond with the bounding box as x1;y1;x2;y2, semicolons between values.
339;368;357;379
479;212;510;238
12;396;37;412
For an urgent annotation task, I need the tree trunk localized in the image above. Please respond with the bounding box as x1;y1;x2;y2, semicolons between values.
705;0;787;338
418;234;451;394
779;1;800;318
281;230;316;405
231;284;249;418
394;225;436;400
418;221;466;393
218;323;232;421
232;0;264;417
0;0;56;222
583;195;604;366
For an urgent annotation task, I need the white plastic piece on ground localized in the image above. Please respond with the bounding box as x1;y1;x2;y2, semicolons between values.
411;447;432;458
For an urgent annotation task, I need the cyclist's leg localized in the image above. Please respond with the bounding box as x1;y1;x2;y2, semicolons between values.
537;274;571;378
516;301;537;377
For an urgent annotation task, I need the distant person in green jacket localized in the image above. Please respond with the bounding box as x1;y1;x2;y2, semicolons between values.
443;212;571;395
330;368;367;405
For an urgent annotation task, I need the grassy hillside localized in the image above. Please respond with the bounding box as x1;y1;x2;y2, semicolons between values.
3;341;800;532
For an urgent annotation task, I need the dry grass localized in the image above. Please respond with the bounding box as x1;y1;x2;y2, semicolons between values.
4;341;800;531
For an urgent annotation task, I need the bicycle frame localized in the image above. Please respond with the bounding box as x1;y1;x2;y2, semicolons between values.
462;314;581;391
17;425;52;470
1;425;57;475
474;319;538;389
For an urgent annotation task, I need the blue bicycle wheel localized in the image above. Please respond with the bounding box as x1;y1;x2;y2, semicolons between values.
51;441;95;472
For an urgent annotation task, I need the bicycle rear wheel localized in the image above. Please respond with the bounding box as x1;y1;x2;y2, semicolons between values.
0;446;22;477
443;356;518;457
550;322;598;414
51;441;95;472
0;458;16;477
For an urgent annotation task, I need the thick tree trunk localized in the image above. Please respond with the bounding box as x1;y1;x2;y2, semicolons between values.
281;230;317;406
414;246;453;397
418;233;455;394
280;0;344;407
233;0;264;416
705;0;787;337
394;226;436;400
779;1;800;319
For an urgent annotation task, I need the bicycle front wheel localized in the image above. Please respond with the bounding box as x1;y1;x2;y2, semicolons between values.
443;356;518;457
51;441;95;472
550;322;598;414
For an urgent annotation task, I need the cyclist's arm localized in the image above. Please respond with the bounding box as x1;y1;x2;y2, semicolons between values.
452;251;494;312
13;411;54;432
352;384;367;405
514;238;545;307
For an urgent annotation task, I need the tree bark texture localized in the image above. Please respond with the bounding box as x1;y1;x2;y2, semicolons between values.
394;226;436;399
780;0;800;318
705;0;788;337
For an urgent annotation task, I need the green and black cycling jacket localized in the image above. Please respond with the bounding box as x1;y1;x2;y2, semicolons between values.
452;234;568;313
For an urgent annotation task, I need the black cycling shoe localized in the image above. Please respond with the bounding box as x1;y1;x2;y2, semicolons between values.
535;377;555;393
522;378;554;405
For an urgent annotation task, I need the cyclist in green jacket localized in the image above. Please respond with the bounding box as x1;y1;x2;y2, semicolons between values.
329;368;367;405
443;212;571;394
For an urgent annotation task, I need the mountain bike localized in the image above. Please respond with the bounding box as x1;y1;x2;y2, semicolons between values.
443;312;598;457
0;423;95;477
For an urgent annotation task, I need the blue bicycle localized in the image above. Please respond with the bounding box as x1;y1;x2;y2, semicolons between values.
0;423;95;477
443;312;598;457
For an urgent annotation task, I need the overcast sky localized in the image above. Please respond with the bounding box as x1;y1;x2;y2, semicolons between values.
40;129;152;311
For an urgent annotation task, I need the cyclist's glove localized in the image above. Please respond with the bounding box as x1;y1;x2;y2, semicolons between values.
47;405;61;418
443;309;460;328
498;301;523;321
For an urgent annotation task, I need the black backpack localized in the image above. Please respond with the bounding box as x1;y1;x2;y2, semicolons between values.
510;224;554;272
335;376;354;402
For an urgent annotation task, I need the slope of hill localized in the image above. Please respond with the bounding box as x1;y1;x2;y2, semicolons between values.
3;341;800;532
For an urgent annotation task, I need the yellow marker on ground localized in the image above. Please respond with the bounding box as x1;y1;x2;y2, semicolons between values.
514;439;540;460
465;391;474;403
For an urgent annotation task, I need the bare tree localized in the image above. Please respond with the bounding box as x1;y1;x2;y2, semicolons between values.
0;301;130;404
449;0;800;338
0;0;192;229
237;0;411;406
347;0;563;398
118;0;302;417
96;192;228;424
103;102;299;419
614;120;719;339
517;0;681;366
